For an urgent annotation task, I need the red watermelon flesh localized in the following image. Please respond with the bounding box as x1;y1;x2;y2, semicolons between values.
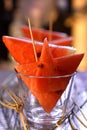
15;38;84;113
14;39;67;113
32;91;62;113
21;25;66;41
15;39;84;93
2;36;75;64
16;65;63;113
51;36;73;46
54;53;84;75
19;35;73;46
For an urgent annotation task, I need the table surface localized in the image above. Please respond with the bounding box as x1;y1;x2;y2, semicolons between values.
0;70;87;130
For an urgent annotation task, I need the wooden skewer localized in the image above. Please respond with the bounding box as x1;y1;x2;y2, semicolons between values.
49;10;55;42
28;18;38;62
49;16;53;42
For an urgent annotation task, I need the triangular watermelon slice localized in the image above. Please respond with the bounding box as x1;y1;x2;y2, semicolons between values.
15;39;84;113
15;39;84;93
21;25;66;41
31;91;62;113
51;36;73;46
2;36;75;64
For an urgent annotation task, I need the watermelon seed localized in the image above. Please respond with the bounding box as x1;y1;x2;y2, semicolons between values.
38;63;44;68
37;52;41;58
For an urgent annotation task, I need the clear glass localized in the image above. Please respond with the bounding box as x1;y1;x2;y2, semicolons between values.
17;72;76;129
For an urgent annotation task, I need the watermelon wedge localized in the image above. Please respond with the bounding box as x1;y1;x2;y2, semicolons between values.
15;38;84;113
2;34;84;113
15;39;84;93
51;36;73;46
2;36;75;64
21;25;66;41
31;91;62;113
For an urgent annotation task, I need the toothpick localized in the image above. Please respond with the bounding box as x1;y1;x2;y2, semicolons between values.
49;16;53;41
49;10;55;42
28;18;38;62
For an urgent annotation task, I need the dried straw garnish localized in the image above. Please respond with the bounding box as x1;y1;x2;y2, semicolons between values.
73;101;87;121
68;116;77;130
72;101;87;128
0;87;30;130
28;18;38;62
0;87;87;130
51;100;87;130
51;112;72;130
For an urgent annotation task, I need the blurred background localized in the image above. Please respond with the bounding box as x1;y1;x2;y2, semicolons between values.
0;0;87;71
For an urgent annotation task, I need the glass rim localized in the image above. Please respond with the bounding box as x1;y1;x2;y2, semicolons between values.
16;71;77;79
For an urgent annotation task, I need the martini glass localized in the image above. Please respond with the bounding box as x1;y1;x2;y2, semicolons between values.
17;72;76;129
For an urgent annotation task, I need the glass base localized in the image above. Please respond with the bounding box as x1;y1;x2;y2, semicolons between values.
25;98;74;129
27;107;62;124
28;121;55;130
26;101;74;130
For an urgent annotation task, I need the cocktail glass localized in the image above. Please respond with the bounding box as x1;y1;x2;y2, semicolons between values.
17;72;76;129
